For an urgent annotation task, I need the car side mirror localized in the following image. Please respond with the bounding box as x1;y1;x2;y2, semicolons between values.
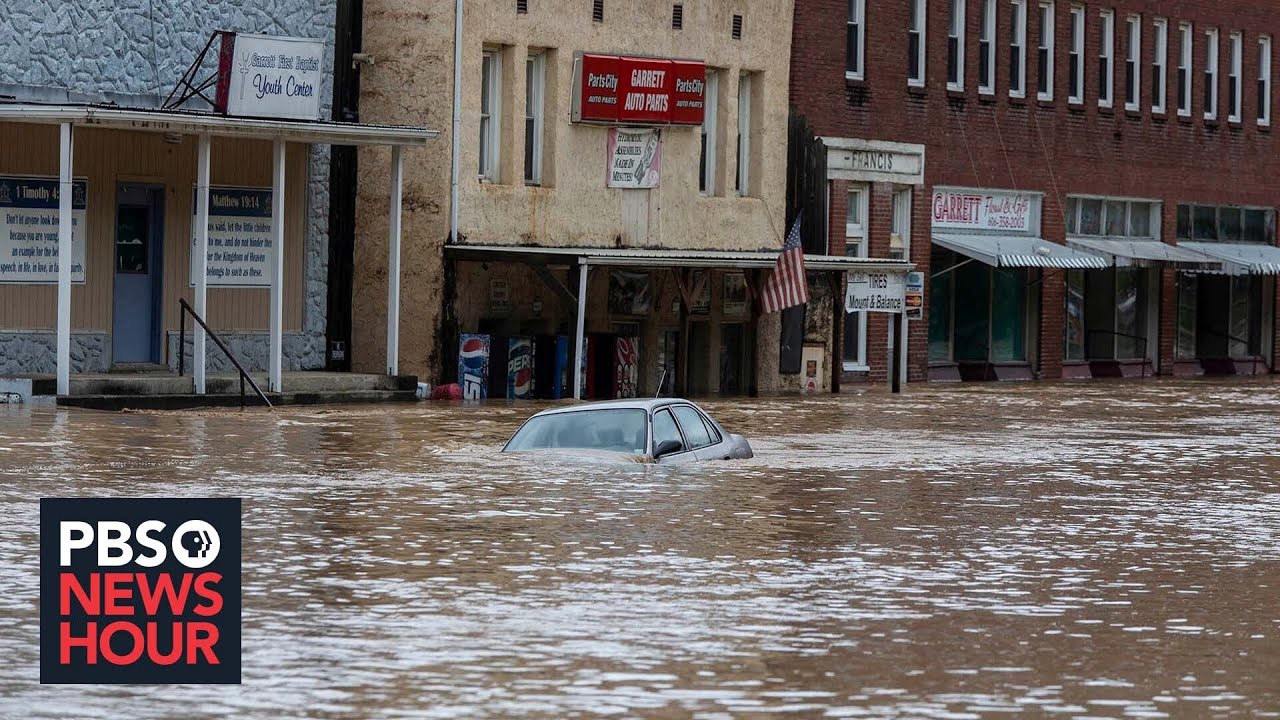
654;439;683;458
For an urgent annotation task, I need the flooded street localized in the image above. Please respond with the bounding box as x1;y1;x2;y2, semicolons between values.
2;379;1279;718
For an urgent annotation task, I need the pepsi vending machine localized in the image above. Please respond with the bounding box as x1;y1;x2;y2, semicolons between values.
507;336;534;399
457;334;490;400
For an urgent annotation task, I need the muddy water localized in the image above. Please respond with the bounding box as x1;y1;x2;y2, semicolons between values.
1;379;1279;718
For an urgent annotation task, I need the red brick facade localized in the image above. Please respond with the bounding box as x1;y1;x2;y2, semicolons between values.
792;0;1280;382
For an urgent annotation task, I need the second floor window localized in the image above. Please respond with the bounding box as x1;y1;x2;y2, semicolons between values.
979;0;997;92
1069;5;1084;103
1037;2;1054;99
700;70;719;194
1125;15;1140;111
524;53;545;185
1178;23;1193;116
1260;36;1273;126
948;0;966;89
909;0;926;86
1099;10;1114;108
1152;18;1168;113
1010;0;1027;97
1205;28;1219;120
480;49;501;181
1228;32;1243;122
847;0;865;79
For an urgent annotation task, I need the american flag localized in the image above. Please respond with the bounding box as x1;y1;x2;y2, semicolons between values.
760;216;809;314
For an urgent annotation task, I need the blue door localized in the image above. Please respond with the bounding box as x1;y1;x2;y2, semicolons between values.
112;185;164;364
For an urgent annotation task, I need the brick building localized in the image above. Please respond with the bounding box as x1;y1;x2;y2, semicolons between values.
792;0;1280;383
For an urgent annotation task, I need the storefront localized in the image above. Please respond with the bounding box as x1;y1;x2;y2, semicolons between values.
1173;203;1280;375
927;188;1105;381
1062;195;1221;378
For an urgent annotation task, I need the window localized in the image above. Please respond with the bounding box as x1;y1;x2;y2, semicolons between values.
1152;18;1168;113
1099;10;1114;108
1069;5;1085;103
1010;0;1027;97
524;53;545;185
947;0;966;89
1175;272;1197;359
479;49;501;181
1260;36;1273;126
844;186;868;370
699;70;718;195
1228;32;1242;122
672;405;714;450
735;72;751;197
1125;15;1140;111
847;0;865;79
979;0;996;92
1178;23;1193;116
1177;204;1276;243
1066;196;1158;238
1205;28;1219;120
909;0;926;86
1064;269;1086;360
1037;2;1054;100
651;409;683;452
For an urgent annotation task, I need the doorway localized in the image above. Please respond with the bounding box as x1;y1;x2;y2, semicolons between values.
112;184;165;365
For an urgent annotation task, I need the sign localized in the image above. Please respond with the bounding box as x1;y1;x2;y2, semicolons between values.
615;337;639;398
905;271;924;320
609;269;653;315
189;187;274;287
40;497;241;684
458;334;490;400
607;128;662;188
507;337;533;400
823;138;926;184
0;176;87;284
572;52;706;125
846;271;906;314
932;188;1036;232
723;273;748;316
489;277;511;315
216;33;324;120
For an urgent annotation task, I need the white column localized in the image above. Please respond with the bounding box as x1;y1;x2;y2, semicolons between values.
269;140;286;393
386;145;403;376
55;123;73;396
573;259;588;400
193;134;211;394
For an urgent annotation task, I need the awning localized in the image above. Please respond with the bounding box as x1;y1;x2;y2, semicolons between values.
932;233;1107;269
445;243;914;272
1066;237;1222;271
1176;241;1280;275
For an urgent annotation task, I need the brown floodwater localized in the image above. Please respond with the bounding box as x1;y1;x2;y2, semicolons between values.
1;378;1279;718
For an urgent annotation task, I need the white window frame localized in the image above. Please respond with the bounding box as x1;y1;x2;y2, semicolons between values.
1178;22;1193;117
735;72;751;197
948;0;966;90
1228;31;1243;123
909;0;927;87
846;0;866;80
1037;1;1055;100
979;0;997;94
1261;35;1273;127
524;52;545;186
1069;5;1085;104
1152;18;1168;114
1205;28;1219;121
1010;0;1027;98
1099;10;1114;108
1125;15;1140;111
700;70;719;195
843;185;870;371
479;49;502;182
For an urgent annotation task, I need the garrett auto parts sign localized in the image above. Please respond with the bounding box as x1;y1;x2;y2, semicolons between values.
571;52;706;125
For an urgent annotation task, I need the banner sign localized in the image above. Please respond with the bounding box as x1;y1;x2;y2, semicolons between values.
216;33;324;120
572;52;706;125
932;188;1036;232
0;176;87;284
846;271;906;314
189;187;274;288
606;128;662;188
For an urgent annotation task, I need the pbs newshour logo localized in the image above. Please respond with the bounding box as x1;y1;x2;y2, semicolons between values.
40;498;241;684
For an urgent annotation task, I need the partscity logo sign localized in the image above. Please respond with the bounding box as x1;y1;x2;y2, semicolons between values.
40;498;241;684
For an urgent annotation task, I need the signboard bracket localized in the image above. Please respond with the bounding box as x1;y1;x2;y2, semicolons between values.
163;31;231;111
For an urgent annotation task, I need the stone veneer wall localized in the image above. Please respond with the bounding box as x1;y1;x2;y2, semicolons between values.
0;1;336;374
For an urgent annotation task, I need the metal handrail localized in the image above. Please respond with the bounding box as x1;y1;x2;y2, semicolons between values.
177;298;273;408
1085;329;1150;378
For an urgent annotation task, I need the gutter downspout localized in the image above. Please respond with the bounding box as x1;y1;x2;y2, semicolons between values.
450;0;463;244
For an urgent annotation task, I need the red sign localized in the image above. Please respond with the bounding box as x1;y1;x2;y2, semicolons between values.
572;53;706;126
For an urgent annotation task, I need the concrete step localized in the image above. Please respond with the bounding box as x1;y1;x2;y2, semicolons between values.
57;389;418;411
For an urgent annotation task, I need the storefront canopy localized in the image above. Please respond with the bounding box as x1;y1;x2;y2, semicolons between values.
1176;242;1280;275
1066;237;1222;271
932;234;1107;269
445;244;914;272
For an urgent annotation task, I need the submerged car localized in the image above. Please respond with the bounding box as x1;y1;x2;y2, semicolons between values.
502;399;754;464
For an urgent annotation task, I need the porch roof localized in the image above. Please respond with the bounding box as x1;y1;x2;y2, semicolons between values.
932;233;1108;269
1065;237;1223;271
1177;241;1280;275
444;244;914;272
0;101;437;146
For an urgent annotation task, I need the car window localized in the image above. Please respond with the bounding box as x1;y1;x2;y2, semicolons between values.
505;409;648;453
700;413;722;444
652;409;683;452
671;405;714;450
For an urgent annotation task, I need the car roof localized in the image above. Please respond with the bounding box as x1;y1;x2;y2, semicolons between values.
528;398;703;417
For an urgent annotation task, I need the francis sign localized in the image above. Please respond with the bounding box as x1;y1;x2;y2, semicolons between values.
846;270;906;314
215;33;325;121
571;52;706;126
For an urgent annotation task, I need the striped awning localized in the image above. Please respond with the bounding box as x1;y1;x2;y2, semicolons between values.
1066;237;1223;270
932;234;1108;269
1177;242;1280;275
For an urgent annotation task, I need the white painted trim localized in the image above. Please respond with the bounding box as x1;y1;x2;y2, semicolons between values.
194;133;211;394
56;122;72;396
387;146;403;376
268;140;285;393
